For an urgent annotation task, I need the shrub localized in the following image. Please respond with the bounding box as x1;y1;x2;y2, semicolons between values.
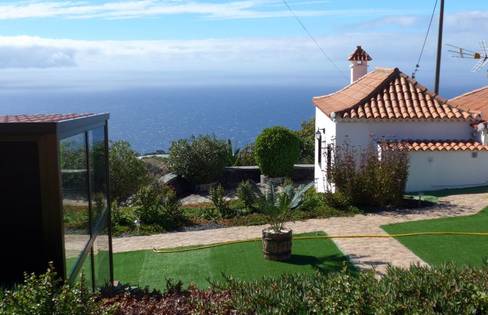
209;184;234;218
323;191;353;211
0;264;108;315
329;141;409;208
236;180;256;211
299;187;325;212
109;141;149;203
254;126;301;177
295;117;315;164
112;203;137;228
168;135;229;185
234;143;256;166
134;183;185;230
218;264;488;314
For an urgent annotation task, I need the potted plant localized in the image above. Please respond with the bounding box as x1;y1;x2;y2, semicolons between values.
258;183;313;261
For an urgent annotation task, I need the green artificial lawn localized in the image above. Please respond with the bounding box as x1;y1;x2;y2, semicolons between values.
405;185;488;205
114;232;352;289
382;207;488;267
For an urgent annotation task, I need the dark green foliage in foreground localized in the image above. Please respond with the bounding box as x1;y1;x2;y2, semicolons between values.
330;141;409;208
295;117;315;164
383;207;488;267
254;126;301;177
7;263;488;314
109;141;149;203
0;265;109;315
217;264;488;315
168;135;230;184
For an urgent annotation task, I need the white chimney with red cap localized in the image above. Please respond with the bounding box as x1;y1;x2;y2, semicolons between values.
348;45;372;84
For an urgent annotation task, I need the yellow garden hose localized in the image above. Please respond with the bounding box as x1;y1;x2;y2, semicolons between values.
152;232;488;254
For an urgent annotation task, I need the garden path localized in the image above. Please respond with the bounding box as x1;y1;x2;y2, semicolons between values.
112;192;488;275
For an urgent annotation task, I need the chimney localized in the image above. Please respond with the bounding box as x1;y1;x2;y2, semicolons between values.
348;46;372;84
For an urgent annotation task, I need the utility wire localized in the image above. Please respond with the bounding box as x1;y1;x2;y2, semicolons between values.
281;0;348;80
412;0;439;79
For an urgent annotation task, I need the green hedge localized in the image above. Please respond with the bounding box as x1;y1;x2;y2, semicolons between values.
4;264;488;314
254;126;301;177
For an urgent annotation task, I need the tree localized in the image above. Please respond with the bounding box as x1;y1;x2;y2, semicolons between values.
168;135;229;184
295;118;315;164
254;126;301;177
109;141;148;203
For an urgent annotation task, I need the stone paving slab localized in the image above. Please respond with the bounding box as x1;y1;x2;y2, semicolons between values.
112;192;488;275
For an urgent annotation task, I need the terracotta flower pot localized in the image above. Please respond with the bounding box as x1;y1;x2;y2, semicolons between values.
262;228;292;261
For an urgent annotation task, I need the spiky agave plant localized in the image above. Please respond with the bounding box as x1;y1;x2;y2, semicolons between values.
257;182;313;232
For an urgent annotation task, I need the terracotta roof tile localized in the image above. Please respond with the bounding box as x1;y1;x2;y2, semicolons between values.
348;46;372;61
0;113;94;123
381;140;488;152
449;86;488;120
313;68;479;121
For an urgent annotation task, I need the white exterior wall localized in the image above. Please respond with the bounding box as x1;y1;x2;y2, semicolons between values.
335;120;473;148
406;151;488;192
314;108;336;192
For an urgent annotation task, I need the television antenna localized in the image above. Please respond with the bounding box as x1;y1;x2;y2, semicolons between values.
447;41;488;72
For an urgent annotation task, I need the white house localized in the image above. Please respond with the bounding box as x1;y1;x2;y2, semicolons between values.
313;46;488;193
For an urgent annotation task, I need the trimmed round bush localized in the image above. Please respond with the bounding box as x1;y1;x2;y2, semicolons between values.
168;135;229;184
254;126;301;177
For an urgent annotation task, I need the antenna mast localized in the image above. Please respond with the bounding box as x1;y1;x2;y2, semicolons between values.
434;0;445;94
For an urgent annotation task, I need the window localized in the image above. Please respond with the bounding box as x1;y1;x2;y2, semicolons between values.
60;133;90;278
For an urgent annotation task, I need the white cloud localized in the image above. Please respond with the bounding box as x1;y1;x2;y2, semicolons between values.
0;0;401;20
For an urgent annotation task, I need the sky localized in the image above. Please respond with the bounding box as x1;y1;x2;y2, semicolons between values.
0;0;487;95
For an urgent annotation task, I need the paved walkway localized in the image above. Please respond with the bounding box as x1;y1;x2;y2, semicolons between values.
112;192;488;275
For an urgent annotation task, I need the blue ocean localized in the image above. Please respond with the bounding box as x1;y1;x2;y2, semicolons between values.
0;85;462;154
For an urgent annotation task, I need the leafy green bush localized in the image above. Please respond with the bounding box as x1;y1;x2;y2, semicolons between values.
295;117;315;164
168;135;230;184
234;143;256;166
0;265;108;315
324;191;353;211
236;180;257;212
254;126;301;177
218;264;488;314
329;141;409;208
134;183;185;230
209;184;234;218
109;141;149;203
112;203;137;228
298;187;325;212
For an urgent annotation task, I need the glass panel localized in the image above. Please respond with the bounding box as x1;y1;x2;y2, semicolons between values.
60;133;90;277
75;252;93;291
88;127;108;231
93;217;111;287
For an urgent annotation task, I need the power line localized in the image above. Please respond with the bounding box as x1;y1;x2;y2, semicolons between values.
281;0;347;79
412;0;439;79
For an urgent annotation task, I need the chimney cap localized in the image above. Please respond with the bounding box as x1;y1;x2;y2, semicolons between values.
348;45;372;61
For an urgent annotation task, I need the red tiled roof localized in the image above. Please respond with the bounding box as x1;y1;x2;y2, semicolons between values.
0;113;94;123
313;68;479;121
348;46;372;61
449;86;488;120
381;140;488;152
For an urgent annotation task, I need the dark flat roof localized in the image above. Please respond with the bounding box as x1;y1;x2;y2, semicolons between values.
0;113;95;123
0;113;109;137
